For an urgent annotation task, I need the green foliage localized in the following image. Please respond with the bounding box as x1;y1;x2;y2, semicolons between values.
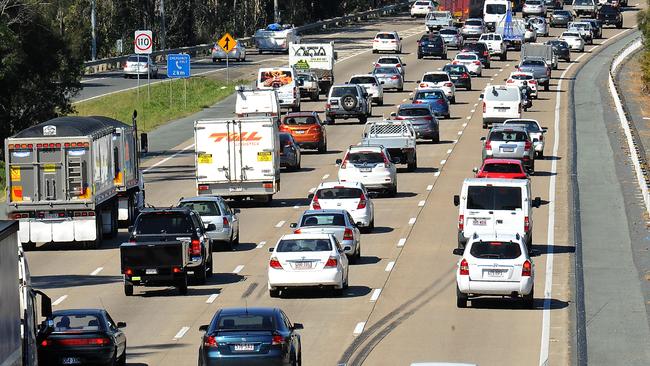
0;161;5;195
639;1;650;91
74;77;244;133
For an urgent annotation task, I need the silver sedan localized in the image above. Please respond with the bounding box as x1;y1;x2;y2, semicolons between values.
372;66;404;91
211;42;247;62
439;27;464;49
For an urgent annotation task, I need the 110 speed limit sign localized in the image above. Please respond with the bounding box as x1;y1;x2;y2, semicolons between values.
134;30;153;54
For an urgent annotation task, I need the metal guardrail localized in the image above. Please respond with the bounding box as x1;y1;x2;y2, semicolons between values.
83;2;409;74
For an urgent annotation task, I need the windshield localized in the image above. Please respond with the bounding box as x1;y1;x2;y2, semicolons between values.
179;201;221;216
484;87;520;101
489;130;529;141
554;10;571;16
470;241;522;259
316;187;362;199
378;57;399;64
526;0;541;4
331;87;359;97
276;238;332;252
399;108;431;117
573;0;591;4
301;213;346;227
216;314;274;331
482;162;524;173
563;32;580;37
53;314;102;332
420;36;443;44
135;214;193;234
485;4;507;14
350;76;376;84
423;74;449;83
283;115;318;125
297;74;314;81
440;29;458;35
374;67;398;74
504;121;541;132
415;91;444;100
467;186;523;210
376;33;395;39
346;151;384;164
456;54;477;60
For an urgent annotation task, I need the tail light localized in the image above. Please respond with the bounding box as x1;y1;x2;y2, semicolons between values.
462;73;469;78
373;39;379;43
524;216;530;233
222;217;230;227
198;184;209;191
522;260;532;277
357;193;367;209
483;51;488;56
40;340;51;347
190;239;201;256
529;80;537;84
272;335;285;345
452;61;459;65
343;228;354;240
312;195;321;209
482;102;486;113
269;257;283;269
381;153;390;165
419;83;427;88
390;40;396;43
123;268;133;276
56;338;111;346
325;103;331;110
390;75;399;80
325;257;338;268
473;61;481;65
485;140;492;150
396;63;401;68
413;100;423;104
459;259;469;275
294;228;302;234
121;62;126;68
507;79;514;83
204;335;218;347
444;82;453;87
458;214;464;231
279;124;289;132
436;100;445;105
524;141;532;151
11;213;28;219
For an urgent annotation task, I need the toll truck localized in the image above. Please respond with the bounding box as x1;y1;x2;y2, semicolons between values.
4;116;145;249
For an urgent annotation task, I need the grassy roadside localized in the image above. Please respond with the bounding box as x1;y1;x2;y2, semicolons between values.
74;76;247;133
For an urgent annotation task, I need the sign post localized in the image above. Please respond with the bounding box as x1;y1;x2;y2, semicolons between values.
167;54;191;109
134;30;153;101
218;33;237;84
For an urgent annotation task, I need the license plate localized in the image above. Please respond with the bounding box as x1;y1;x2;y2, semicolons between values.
145;269;158;275
234;344;255;351
295;130;306;134
486;269;505;277
472;218;487;226
359;168;372;172
451;76;459;80
229;186;243;192
62;358;81;365
257;152;272;162
197;153;212;164
295;262;312;270
501;148;515;152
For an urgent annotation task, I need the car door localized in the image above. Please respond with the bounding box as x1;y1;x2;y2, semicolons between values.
346;212;361;246
221;200;239;240
280;311;300;357
105;312;127;356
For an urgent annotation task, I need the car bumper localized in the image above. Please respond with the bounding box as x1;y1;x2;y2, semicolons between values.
373;44;399;52
202;349;286;366
457;276;534;296
418;47;445;57
451;78;471;88
377;79;401;89
350;211;371;227
268;268;343;288
207;228;233;242
551;19;570;26
326;109;364;118
482;116;520;125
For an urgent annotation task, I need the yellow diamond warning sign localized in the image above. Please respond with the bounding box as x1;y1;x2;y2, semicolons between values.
218;33;237;53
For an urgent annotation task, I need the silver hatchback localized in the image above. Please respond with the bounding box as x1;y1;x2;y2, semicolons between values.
289;209;362;262
480;126;535;172
178;196;241;250
372;66;404;91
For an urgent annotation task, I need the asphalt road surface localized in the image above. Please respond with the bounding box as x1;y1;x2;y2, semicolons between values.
26;5;647;366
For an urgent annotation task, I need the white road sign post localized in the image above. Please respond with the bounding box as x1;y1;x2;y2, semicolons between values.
134;30;153;101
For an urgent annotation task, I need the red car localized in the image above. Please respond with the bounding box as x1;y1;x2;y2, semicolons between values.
474;158;528;179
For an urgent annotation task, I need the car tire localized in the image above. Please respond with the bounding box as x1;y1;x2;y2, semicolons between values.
124;283;133;297
478;71;482;77
328;117;335;124
269;288;280;298
482;122;488;129
467;84;472;91
318;140;327;153
177;275;188;296
433;132;440;143
195;263;207;285
311;92;319;101
206;256;214;278
417;53;422;59
451;96;456;104
368;219;375;233
407;158;417;172
398;85;404;92
291;105;301;112
372;49;377;54
456;286;468;308
617;22;622;29
536;151;544;159
524;286;535;309
117;344;126;366
544;83;550;91
442;53;448;60
389;185;398;198
359;115;368;124
501;52;507;61
377;98;384;106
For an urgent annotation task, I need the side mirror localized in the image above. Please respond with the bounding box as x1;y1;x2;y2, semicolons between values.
233;208;241;214
289;223;297;228
480;137;486;141
344;81;349;84
199;325;209;332
207;223;217;231
453;195;460;206
268;247;275;253
293;323;304;330
452;248;464;256
117;322;127;328
542;127;548;131
533;197;542;208
402;63;407;66
416;80;421;83
344;246;352;251
472;167;478;173
479;93;484;99
335;158;343;165
355;222;363;227
390;112;397;117
503;78;507;81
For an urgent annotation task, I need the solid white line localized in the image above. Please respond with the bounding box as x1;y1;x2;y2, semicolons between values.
440;160;446;165
385;261;395;272
408;217;416;225
52;295;67;306
397;238;406;247
232;265;245;274
418;200;426;207
466;116;471;120
434;171;440;177
143;144;195;172
470;109;476;113
322;174;330;180
206;294;219;304
370;289;382;302
275;220;286;228
643;117;650;120
173;326;190;340
453;139;458;143
256;241;266;249
353;322;366;335
462;123;468;127
457;131;463;135
90;267;103;276
426;184;433;191
446;149;453;154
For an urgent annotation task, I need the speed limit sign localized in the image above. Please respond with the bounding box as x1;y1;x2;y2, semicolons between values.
134;30;153;54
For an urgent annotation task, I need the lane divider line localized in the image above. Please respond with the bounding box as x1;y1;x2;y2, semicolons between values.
426;184;433;191
206;294;219;304
408;217;416;225
90;267;103;276
462;123;468;127
233;265;245;274
353;322;366;335
418;200;426;207
275;220;286;228
370;289;382;302
53;295;67;306
466;116;471;120
257;241;266;249
458;131;463;135
293;205;300;209
322;174;330;180
470;109;476;113
385;261;395;272
397;238;406;247
173;326;190;340
447;149;453;154
308;187;316;194
434;171;441;177
440;159;446;165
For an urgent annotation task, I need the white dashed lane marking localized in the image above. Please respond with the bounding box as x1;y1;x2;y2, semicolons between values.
257;241;266;249
53;295;67;306
370;289;382;302
90;267;103;276
322;174;330;180
408;217;417;225
385;261;395;272
353;322;366;335
446;149;453;154
275;220;286;228
232;265;245;274
173;327;190;340
397;238;406;247
440;160;446;165
426;184;433;191
418;200;426;207
206;294;219;304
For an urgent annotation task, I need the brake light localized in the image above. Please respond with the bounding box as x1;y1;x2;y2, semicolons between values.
40;340;51;347
198;184;209;191
452;61;459;65
343;228;354;240
190;239;201;256
485;140;492;150
458;214;464;231
325;257;338;268
522;260;532;277
293;228;302;234
123;268;133;276
381;153;390;165
204;335;218;347
325;103;331;109
57;338;111;346
390;75;399;80
444;82;453;87
272;335;285;345
473;61;481;65
312;194;321;209
525;140;532;151
222;217;229;227
461;73;469;78
357;193;367;209
529;80;537;84
419;83;427;88
459;259;469;275
507;79;514;83
524;216;530;233
482;102;486;113
483;51;488;56
413;100;423;104
269;257;282;269
436;100;445;105
396;63;401;68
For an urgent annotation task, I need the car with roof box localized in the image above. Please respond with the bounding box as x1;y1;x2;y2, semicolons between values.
309;181;375;231
481;125;536;172
290;209;361;262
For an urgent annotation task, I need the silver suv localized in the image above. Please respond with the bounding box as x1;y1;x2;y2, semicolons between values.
480;125;535;173
325;84;372;124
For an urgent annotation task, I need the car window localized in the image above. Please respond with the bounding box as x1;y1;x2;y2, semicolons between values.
428;11;450;18
104;313;118;330
127;55;148;62
179;201;221;216
526;0;541;4
485;4;507;14
470;241;522;259
301;213;346;227
398;108;431;117
276;238;332;252
440;29;458;35
456;54;477;60
136;213;193;234
316;187;362;199
280;311;292;330
279;133;293;145
521;60;546;67
331;87;359;97
465;20;483;26
374;67;398;74
483;163;524;173
283;116;318;125
415;1;431;4
484;88;519;102
53;314;103;332
423;74;449;83
350;76;376;84
505;121;541;132
216;314;275;331
511;74;534;80
376;33;395;39
443;65;468;73
346;151;384;164
378;57;399;64
467;186;523;210
415;90;445;100
489;130;529;141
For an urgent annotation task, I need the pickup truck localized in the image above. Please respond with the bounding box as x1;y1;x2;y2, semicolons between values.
425;11;454;31
521;43;557;70
478;33;508;61
572;0;597;17
361;120;418;171
121;207;215;296
517;57;551;91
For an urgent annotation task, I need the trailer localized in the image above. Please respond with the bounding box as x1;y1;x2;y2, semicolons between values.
4;116;144;249
254;24;301;54
288;42;336;94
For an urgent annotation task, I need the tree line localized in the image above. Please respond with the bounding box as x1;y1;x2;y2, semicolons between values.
639;0;650;91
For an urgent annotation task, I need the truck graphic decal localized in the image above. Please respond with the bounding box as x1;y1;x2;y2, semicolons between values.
209;132;263;142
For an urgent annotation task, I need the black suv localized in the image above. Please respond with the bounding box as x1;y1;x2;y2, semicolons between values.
461;42;491;69
417;34;447;59
598;5;622;28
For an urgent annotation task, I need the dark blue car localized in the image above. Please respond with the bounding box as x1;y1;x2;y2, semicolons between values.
198;307;303;366
412;88;450;119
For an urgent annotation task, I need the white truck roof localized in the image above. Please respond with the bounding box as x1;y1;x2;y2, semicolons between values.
235;88;281;117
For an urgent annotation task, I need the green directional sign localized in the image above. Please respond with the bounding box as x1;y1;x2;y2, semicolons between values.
294;59;310;70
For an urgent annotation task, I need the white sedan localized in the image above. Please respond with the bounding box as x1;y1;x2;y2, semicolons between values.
452;52;483;76
268;234;349;297
453;233;535;308
505;71;538;98
417;71;456;103
559;32;585;52
310;181;375;232
211;42;246;62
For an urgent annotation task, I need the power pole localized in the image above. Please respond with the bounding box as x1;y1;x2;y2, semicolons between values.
91;0;97;60
274;0;279;23
160;0;167;50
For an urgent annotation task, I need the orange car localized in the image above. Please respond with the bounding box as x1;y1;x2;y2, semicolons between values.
279;112;328;153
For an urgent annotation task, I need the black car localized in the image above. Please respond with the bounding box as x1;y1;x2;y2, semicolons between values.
198;307;303;366
582;18;603;38
38;309;127;366
461;42;490;69
545;40;571;62
549;10;573;28
442;64;472;90
417;34;447;59
598;5;623;28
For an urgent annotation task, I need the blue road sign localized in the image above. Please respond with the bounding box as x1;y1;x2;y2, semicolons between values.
167;54;191;78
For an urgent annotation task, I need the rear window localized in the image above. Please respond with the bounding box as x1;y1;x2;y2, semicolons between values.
443;65;468;73
511;74;534;80
331;87;359;97
526;0;541;4
465;20;483;26
456;54;477;60
283;115;318;125
470;241;522;259
415;1;431;4
521;60;546;67
485;4;507;14
316;187;362;199
504;121;541;132
423;74;449;83
350;76;377;84
398;108;431;117
376;33;395;39
347;151;385;164
483;163;523;173
136;213;193;234
179;201;221;216
484;87;519;102
301;214;346;227
467;186;523;210
378;58;399;64
276;238;332;252
53;314;102;332
428;12;450;18
415;90;444;100
374;67;398;74
216;314;274;331
489;130;529;141
600;5;618;13
420;36;443;44
440;29;458;35
127;55;148;62
563;32;580;37
554;10;571;15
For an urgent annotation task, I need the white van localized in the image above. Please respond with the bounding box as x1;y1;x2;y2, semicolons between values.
453;178;541;251
483;0;510;31
257;67;301;112
481;85;522;129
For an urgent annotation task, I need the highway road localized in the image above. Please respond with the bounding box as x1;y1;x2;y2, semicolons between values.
26;5;646;366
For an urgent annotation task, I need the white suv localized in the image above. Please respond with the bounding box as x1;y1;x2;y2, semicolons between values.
481;85;522;129
336;145;398;197
411;0;435;17
372;31;402;54
416;71;456;103
309;181;375;232
453;232;536;308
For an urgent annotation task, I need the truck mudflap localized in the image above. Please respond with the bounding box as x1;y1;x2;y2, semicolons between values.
197;180;279;197
23;218;96;243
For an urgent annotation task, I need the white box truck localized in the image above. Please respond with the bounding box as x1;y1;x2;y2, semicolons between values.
288;42;336;94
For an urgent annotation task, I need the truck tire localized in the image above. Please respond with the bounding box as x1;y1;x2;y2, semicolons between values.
500;52;507;61
177;275;188;295
341;95;357;111
124;283;133;296
407;156;417;172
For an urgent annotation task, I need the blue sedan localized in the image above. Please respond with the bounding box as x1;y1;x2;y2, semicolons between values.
412;88;451;119
198;307;303;366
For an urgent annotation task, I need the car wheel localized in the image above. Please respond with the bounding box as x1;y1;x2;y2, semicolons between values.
124;282;133;296
478;71;482;77
372;49;377;54
206;255;214;278
433;132;440;143
523;286;535;309
269;288;280;298
501;52;507;61
389;185;398;198
195;263;207;285
451;96;456;104
398;85;404;92
177;275;188;296
328;117;335;124
117;343;126;366
417;53;423;59
311;92;319;101
291;105;301;112
359;115;368;124
442;53;448;60
456;286;468;308
407;158;417;172
349;251;357;264
377;98;384;106
544;83;550;91
467;84;472;91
